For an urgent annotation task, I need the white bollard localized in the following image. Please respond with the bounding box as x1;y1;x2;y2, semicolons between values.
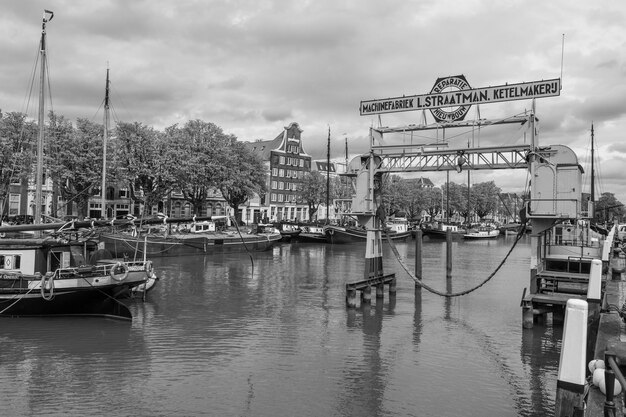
587;259;602;303
555;299;588;417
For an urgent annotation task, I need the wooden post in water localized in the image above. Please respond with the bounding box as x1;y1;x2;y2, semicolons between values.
361;286;372;304
415;229;423;294
346;288;357;308
555;299;588;417
446;228;452;280
376;283;384;299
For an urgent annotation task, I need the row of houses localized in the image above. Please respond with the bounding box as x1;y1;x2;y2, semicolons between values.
3;122;353;224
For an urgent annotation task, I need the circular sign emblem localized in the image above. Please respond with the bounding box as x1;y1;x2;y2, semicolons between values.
429;75;472;123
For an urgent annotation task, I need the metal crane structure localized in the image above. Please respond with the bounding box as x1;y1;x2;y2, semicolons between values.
345;111;536;281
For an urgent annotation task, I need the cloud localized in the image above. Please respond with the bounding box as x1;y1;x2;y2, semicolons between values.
2;0;626;202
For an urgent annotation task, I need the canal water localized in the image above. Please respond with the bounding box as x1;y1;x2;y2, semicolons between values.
0;235;562;417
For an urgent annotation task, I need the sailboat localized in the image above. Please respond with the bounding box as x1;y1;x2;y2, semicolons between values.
0;10;152;320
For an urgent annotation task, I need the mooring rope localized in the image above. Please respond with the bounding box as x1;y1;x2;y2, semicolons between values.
383;219;528;298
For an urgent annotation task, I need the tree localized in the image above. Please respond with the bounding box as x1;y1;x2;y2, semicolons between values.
381;174;411;216
47;115;103;219
445;182;466;222
471;181;501;220
166;120;232;215
0;112;36;214
219;140;267;224
595;192;625;223
299;171;326;221
115;122;174;217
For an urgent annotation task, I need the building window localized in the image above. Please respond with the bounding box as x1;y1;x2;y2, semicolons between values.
278;194;284;202
9;194;20;216
279;156;285;165
119;188;129;198
299;159;304;167
271;181;277;189
271;193;276;202
279;182;284;190
279;169;284;177
272;168;278;176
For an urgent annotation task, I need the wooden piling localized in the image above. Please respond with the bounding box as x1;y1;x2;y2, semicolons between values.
415;229;423;293
346;288;357;308
361;286;372;304
376;284;384;299
446;228;452;279
522;303;534;329
389;278;397;295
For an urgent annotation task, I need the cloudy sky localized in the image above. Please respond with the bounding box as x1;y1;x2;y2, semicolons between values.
2;1;626;202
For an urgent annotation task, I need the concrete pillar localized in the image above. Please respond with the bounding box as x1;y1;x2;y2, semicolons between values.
587;259;603;303
588;259;603;322
555;299;588;417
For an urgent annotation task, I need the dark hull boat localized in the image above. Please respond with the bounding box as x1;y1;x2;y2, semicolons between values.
325;218;411;244
420;222;465;240
99;229;281;258
0;287;132;319
296;225;328;243
0;235;153;320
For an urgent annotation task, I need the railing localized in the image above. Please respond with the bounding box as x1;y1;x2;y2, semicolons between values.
603;351;626;417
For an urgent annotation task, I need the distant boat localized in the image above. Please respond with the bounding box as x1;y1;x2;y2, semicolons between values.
325;217;411;244
463;226;500;240
420;222;466;240
98;216;282;257
297;225;328;243
274;222;302;241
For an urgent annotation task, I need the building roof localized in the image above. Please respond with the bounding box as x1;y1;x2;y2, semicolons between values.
244;122;310;161
312;160;336;173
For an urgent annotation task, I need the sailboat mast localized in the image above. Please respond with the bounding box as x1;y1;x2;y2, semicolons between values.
326;127;330;224
101;68;110;219
35;10;53;225
590;123;595;204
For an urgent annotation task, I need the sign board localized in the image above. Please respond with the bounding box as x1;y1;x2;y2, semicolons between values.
360;77;561;121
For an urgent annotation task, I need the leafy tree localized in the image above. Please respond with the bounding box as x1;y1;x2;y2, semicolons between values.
218;140;267;224
421;186;443;221
444;182;466;222
0;112;36;214
595;192;624;223
115;122;174;217
47;115;104;219
166;120;232;215
330;175;352;200
471;181;501;220
381;174;411;216
299;171;326;221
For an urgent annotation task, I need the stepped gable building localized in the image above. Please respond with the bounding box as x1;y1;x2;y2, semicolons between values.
247;122;312;222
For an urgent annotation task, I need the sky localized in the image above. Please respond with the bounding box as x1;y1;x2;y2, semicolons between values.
1;0;626;203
